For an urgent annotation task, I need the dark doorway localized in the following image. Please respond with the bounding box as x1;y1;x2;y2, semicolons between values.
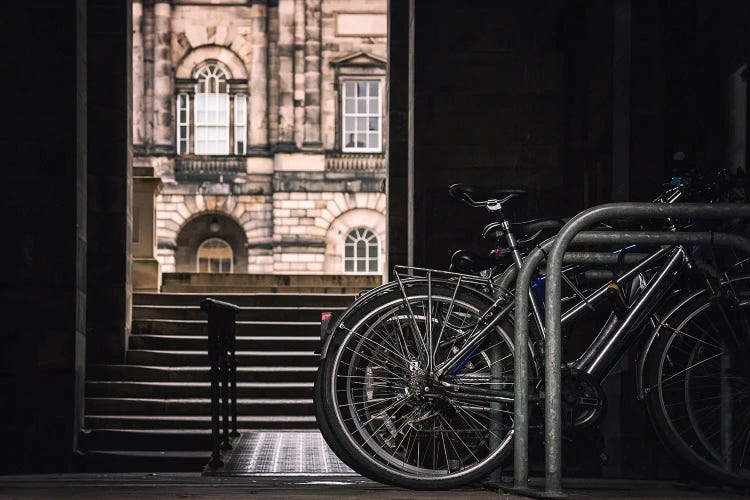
175;213;248;273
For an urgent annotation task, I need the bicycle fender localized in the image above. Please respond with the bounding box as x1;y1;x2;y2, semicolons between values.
319;277;498;360
320;280;403;360
635;288;705;399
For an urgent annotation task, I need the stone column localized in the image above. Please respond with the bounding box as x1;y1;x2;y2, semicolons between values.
143;2;154;149
303;0;322;147
250;3;269;149
293;0;305;147
268;3;280;145
152;0;173;152
133;166;164;291
277;0;295;147
132;1;146;148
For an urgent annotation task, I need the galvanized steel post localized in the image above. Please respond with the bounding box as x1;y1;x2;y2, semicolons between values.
543;203;750;496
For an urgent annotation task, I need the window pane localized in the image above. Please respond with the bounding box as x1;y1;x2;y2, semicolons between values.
368;117;378;131
368;133;379;149
357;82;367;96
357;260;365;272
368;259;378;272
345;246;353;257
357;99;367;113
368;98;379;114
345;98;355;113
344;82;355;96
369;82;379;96
356;134;366;147
345;117;355;133
357;117;367;131
345;260;354;272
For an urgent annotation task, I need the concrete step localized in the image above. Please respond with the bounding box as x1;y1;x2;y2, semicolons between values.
161;272;380;289
125;350;318;367
85;415;317;430
87;381;314;399
161;284;369;294
129;335;320;351
132;319;318;336
85;397;313;416
81;450;208;472
80;429;212;452
134;292;356;308
132;305;345;322
88;365;318;383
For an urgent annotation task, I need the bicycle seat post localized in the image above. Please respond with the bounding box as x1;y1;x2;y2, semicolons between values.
488;196;524;269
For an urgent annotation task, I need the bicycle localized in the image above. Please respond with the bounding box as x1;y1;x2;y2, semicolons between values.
314;171;750;490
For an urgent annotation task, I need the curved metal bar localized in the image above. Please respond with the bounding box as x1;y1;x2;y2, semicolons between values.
513;240;553;490
542;203;750;496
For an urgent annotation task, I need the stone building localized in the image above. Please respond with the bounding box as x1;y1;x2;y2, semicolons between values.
132;0;387;278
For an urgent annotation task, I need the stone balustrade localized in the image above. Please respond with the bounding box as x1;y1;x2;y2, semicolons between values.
325;153;386;171
175;157;247;181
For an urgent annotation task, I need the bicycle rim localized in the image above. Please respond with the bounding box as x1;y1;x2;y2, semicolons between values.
327;290;515;486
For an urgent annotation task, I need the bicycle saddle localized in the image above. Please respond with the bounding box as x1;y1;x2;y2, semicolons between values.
449;184;527;207
449;249;497;274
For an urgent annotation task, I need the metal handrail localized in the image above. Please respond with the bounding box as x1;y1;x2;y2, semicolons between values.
510;203;750;497
201;297;241;468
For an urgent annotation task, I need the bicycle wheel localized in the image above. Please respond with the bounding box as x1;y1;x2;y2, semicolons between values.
644;286;750;488
320;281;519;489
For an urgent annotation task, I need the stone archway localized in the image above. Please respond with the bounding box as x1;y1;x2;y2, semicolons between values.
175;212;248;273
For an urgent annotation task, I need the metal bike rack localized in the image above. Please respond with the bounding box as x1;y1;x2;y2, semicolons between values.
509;202;750;498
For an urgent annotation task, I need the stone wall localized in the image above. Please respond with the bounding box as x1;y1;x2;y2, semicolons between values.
134;0;388;275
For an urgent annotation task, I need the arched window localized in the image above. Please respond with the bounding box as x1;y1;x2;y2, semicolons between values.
194;65;230;155
197;238;233;273
344;228;379;273
176;64;248;156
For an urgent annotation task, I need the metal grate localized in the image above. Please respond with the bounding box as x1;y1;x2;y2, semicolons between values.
205;432;357;476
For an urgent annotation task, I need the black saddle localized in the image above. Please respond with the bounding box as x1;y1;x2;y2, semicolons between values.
449;249;498;274
449;183;527;207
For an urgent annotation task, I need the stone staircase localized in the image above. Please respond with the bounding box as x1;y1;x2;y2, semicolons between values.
80;274;379;471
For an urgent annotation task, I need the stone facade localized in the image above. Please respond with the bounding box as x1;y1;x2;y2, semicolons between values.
133;0;387;275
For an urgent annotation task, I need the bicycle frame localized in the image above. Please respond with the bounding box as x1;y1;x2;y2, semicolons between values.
434;243;685;388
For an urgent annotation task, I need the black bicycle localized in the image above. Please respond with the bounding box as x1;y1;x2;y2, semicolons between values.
314;171;750;490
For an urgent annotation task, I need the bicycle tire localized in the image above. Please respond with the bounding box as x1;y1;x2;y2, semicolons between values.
643;288;750;489
320;281;521;489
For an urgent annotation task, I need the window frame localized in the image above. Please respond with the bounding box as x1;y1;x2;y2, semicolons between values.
343;227;380;274
341;80;382;153
234;94;247;155
177;93;190;154
174;62;251;156
196;237;234;273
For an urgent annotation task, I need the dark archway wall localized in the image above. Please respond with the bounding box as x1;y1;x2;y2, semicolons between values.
87;0;132;365
0;0;130;473
388;0;750;479
401;0;613;270
0;0;88;473
389;0;750;270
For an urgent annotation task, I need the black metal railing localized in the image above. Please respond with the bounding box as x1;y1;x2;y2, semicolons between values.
201;297;241;468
